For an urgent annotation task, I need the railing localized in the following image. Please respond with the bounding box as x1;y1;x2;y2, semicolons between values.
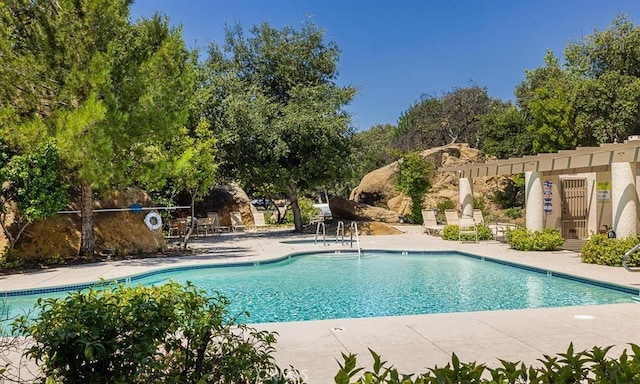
350;221;361;258
623;242;640;272
336;221;345;244
315;221;326;246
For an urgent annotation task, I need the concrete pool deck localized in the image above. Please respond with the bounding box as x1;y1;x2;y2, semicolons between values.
3;226;640;383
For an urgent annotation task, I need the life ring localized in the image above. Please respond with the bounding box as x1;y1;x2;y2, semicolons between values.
144;211;163;231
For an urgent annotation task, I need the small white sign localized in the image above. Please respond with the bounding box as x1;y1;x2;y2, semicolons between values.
597;190;610;202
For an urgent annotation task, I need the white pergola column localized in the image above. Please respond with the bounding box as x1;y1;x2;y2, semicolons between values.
611;162;637;238
459;176;473;218
525;171;544;231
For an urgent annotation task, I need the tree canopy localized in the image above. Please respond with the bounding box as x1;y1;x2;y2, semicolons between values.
206;21;356;232
0;0;197;255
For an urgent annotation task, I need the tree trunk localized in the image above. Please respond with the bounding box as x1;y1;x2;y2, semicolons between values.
79;181;95;256
288;184;303;232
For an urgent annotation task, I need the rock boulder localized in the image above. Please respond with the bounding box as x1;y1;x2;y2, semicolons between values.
329;197;401;223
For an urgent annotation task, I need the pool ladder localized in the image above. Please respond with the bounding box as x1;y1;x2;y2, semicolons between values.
623;242;640;272
336;221;361;258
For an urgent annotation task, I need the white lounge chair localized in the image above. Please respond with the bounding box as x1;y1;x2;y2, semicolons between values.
444;209;459;226
230;211;246;232
458;216;478;243
472;209;484;224
250;206;269;231
422;209;444;235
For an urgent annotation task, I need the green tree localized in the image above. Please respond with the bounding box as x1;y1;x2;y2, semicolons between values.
165;118;217;250
348;123;395;190
207;21;356;232
479;101;531;158
516;52;587;152
394;94;445;151
394;85;492;151
394;151;434;224
0;142;67;250
0;0;196;255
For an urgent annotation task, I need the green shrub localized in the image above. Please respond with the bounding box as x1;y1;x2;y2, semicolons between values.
284;197;319;225
505;207;523;220
15;282;303;384
507;228;564;251
580;234;640;266
335;344;640;384
441;224;494;241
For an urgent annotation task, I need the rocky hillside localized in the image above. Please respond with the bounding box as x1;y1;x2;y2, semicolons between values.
349;143;504;218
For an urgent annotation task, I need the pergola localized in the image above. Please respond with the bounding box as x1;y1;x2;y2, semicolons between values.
438;139;640;238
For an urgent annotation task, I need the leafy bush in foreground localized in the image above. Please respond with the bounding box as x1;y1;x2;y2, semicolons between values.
15;282;303;384
441;224;494;241
581;234;640;266
507;228;564;251
336;344;640;383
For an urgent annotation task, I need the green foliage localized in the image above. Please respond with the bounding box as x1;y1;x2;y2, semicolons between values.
507;228;564;251
491;175;525;209
479;101;532;158
1;0;197;255
0;142;68;248
336;343;640;383
15;282;303;384
348;124;395;191
284;197;320;225
394;152;434;224
580;234;640;266
394;85;492;152
441;224;494;241
505;207;523;220
208;21;356;232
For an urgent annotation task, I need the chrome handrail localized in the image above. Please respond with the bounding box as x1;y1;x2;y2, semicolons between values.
623;242;640;272
315;221;326;246
350;221;361;258
336;221;345;244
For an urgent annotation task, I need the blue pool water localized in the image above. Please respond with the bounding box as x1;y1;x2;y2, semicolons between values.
2;251;636;323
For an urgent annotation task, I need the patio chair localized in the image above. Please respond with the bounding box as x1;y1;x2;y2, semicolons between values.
472;209;484;224
230;211;246;232
169;218;187;237
444;209;459;226
458;216;478;243
207;212;229;233
422;209;444;236
250;205;269;231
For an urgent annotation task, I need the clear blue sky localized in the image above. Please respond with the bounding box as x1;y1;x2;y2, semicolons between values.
130;1;640;132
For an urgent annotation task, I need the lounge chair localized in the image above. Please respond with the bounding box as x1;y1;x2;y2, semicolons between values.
250;205;269;231
444;209;459;226
458;216;478;243
472;209;484;224
230;211;246;232
207;212;229;233
422;209;444;236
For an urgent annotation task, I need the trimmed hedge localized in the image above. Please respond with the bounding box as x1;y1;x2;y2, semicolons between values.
441;224;494;241
581;234;640;266
506;227;564;251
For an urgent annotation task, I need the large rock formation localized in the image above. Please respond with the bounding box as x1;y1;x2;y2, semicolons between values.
329;197;401;223
349;143;497;217
12;188;166;259
194;183;253;226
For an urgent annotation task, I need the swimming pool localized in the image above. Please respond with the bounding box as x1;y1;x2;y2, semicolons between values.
2;250;637;323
